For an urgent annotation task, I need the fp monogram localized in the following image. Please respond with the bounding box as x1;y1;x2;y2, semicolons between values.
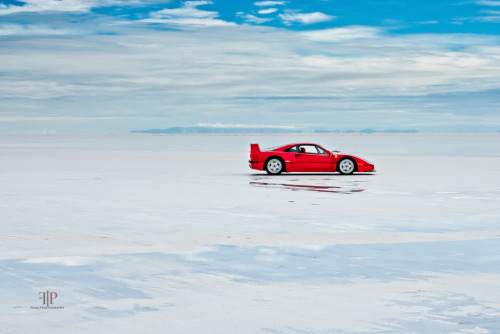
39;291;58;305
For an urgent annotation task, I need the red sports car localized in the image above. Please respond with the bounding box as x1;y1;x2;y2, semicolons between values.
249;143;375;175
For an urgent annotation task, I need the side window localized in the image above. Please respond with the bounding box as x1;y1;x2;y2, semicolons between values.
285;146;299;152
298;145;319;154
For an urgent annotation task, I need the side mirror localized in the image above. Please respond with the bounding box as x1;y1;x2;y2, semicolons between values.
325;150;331;155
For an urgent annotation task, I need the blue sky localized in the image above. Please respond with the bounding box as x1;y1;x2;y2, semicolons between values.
0;0;499;133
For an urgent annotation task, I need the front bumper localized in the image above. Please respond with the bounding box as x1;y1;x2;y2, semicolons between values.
358;164;375;172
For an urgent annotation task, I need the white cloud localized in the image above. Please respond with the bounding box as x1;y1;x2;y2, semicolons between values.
477;9;500;21
1;20;500;132
302;26;381;42
143;17;236;26
419;20;439;25
0;24;76;36
258;8;278;14
254;1;285;6
152;1;215;19
2;26;500;102
279;11;335;25
0;116;122;121
0;0;174;15
0;0;117;15
244;14;272;24
475;0;500;6
144;1;236;26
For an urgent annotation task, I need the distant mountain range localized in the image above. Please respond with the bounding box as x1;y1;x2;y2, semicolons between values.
131;127;302;134
315;129;419;134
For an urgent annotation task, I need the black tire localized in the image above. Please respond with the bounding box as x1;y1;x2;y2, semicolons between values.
337;158;356;175
265;157;284;175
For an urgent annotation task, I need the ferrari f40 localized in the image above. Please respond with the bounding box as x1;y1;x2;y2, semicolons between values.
249;143;375;175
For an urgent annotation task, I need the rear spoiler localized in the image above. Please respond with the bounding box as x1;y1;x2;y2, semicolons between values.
250;144;261;154
249;144;261;163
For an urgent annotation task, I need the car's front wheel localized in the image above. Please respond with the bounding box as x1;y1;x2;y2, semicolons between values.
265;157;284;175
338;158;356;175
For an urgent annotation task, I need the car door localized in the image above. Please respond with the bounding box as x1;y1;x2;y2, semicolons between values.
295;145;334;171
283;145;306;172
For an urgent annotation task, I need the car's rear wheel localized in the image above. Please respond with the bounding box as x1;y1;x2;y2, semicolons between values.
265;157;284;175
338;158;356;175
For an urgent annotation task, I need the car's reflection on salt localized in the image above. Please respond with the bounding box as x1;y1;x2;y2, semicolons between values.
249;175;369;194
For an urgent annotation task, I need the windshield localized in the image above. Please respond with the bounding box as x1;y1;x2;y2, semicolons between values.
317;146;327;154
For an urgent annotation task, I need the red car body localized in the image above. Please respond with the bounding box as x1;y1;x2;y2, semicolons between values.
249;143;375;175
